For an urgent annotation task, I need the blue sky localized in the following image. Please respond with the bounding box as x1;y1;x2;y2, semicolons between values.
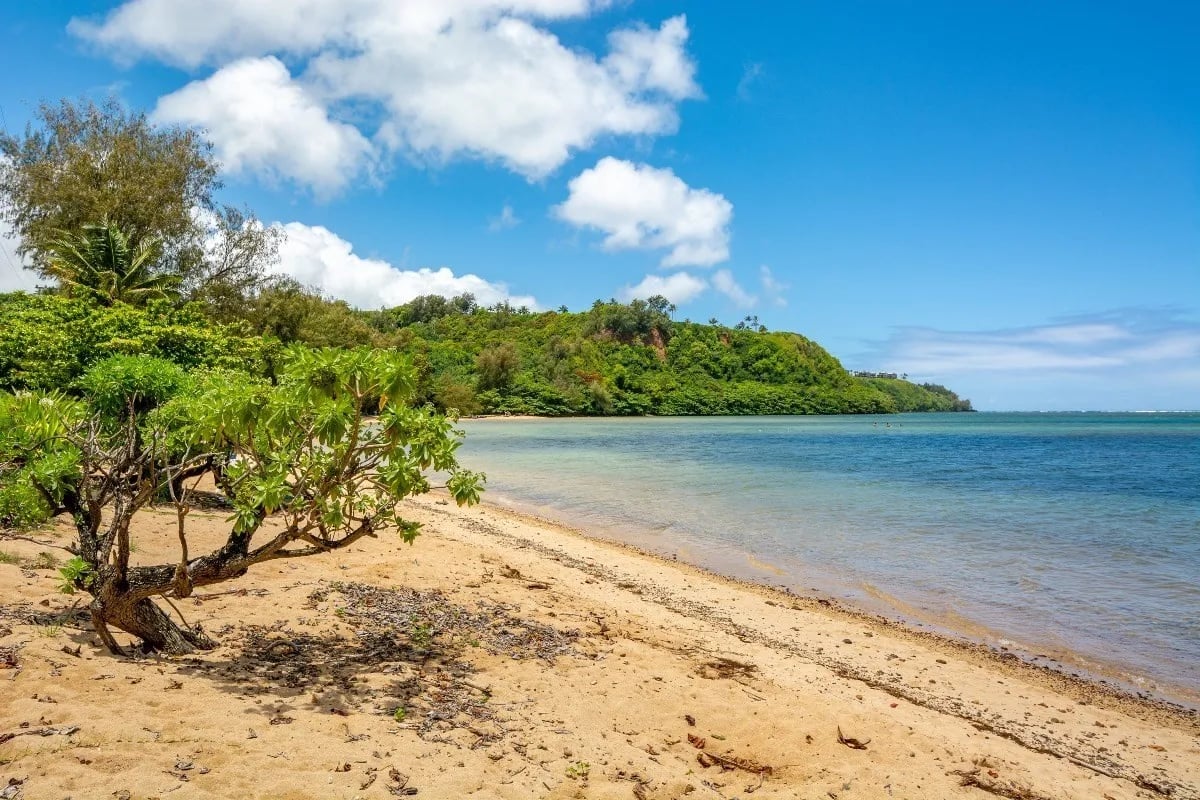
1;1;1197;410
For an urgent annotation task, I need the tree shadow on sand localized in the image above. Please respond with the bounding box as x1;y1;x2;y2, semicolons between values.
168;581;580;741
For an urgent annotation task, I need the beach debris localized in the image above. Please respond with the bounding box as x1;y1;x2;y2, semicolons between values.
696;749;774;781
949;768;1052;800
836;727;870;750
0;646;19;668
0;725;79;745
331;581;578;663
500;564;523;579
696;657;758;681
1;778;24;800
360;768;378;790
688;734;707;749
684;714;696;726
387;766;417;795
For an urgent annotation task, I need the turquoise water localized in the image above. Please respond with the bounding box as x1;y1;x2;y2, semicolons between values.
457;413;1200;703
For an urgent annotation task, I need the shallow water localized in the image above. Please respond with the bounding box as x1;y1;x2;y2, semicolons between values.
457;413;1200;703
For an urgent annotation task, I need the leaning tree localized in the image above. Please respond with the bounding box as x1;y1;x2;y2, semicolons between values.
0;347;482;654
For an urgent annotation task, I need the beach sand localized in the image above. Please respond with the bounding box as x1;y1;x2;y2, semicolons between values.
1;493;1197;799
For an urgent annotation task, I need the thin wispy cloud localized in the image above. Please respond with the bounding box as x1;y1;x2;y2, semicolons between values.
488;204;521;232
875;311;1200;375
861;309;1200;410
712;269;755;308
736;62;764;101
759;265;787;307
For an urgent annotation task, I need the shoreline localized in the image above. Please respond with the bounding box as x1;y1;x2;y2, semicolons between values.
477;490;1200;712
459;493;1200;718
1;494;1197;799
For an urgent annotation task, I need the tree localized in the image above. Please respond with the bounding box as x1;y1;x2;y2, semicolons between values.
1;348;483;655
476;342;519;390
41;220;179;306
0;98;279;301
0;98;215;271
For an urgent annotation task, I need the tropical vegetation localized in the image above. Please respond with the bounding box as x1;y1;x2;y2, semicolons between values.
0;97;968;654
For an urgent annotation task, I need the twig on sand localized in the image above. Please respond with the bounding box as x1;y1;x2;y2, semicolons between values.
837;726;870;750
0;725;79;745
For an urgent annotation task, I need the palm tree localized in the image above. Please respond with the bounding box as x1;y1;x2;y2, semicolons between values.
42;221;179;306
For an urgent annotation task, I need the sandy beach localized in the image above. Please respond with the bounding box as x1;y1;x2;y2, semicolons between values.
1;493;1197;800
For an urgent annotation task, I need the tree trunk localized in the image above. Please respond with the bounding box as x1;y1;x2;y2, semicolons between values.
91;592;216;655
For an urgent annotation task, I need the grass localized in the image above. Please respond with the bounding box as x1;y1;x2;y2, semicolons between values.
0;550;19;565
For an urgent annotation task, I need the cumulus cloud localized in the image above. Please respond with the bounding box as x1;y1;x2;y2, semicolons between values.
275;221;537;309
618;271;707;305
72;2;700;183
0;220;40;292
712;269;755;308
152;57;375;197
555;157;732;267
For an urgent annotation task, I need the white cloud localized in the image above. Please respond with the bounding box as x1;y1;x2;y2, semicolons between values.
712;269;755;308
488;204;521;232
759;265;787;307
874;312;1200;376
152;57;375;197
0;220;40;293
605;16;699;99
618;271;707;305
275;221;537;309
1014;323;1130;345
74;3;700;182
555;157;732;267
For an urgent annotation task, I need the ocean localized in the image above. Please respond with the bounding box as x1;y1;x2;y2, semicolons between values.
456;413;1200;705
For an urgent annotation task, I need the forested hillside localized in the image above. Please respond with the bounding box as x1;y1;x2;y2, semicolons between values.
0;289;970;419
360;294;972;416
